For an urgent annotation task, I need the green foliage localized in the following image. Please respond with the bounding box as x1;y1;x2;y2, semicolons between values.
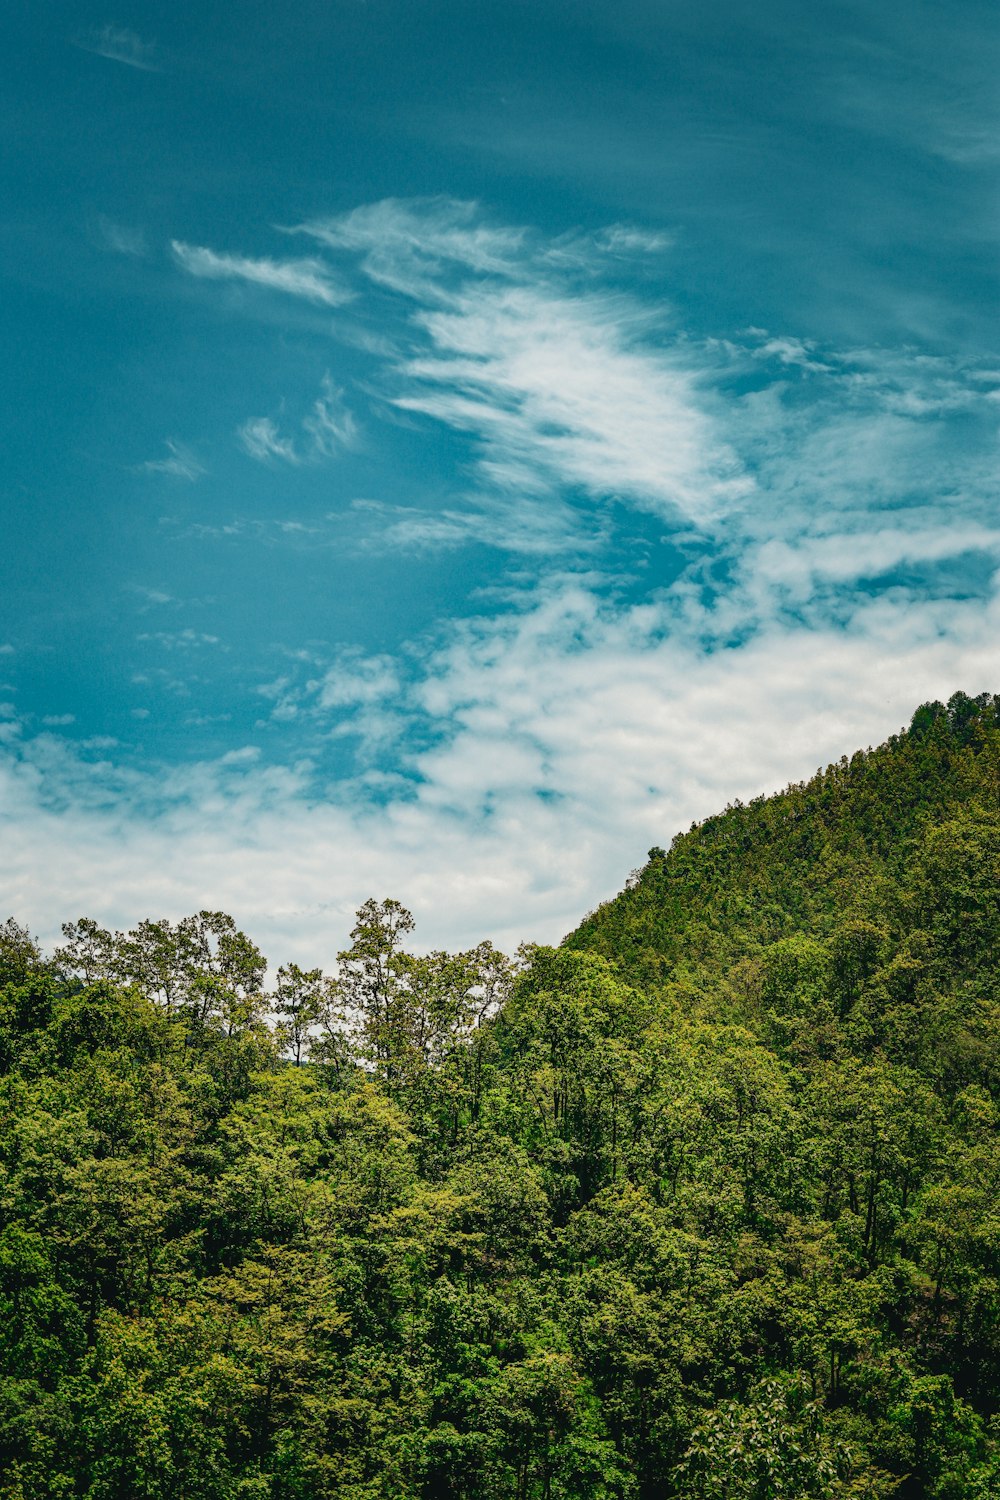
674;1377;855;1499
1;694;1000;1495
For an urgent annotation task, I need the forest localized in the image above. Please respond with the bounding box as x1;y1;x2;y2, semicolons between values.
1;689;998;1499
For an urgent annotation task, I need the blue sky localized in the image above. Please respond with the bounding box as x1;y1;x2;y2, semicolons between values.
2;0;999;961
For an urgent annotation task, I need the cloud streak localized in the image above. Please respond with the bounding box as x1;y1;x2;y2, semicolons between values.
172;242;350;307
238;417;299;464
138;441;205;482
237;377;356;465
296;198;529;295
298;199;751;528
79;24;158;71
397;285;750;524
98;218;147;257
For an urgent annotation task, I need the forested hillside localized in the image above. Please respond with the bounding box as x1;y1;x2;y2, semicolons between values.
1;691;999;1499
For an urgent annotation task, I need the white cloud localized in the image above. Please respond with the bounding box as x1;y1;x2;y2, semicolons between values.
130;586;174;607
303;375;356;455
295;199;750;528
347;489;597;557
98;218;147;257
136;629;223;650
591;224;674;257
238;417;300;464
3;570;998;963
138;441;205;482
238;378;355;465
236;202;997;551
396;284;750;524
294;197;527;298
171;242;350;307
79;25;158;71
744;525;1000;604
258;649;407;746
750;335;830;373
318;651;400;710
295;202;673;293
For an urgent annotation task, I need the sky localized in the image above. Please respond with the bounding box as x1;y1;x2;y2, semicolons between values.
1;0;999;964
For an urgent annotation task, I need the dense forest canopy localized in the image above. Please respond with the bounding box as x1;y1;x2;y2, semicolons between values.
1;690;999;1498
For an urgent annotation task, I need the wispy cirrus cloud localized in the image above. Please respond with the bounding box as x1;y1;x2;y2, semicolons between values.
297;198;750;527
171;242;350;307
137;441;205;482
590;224;673;257
238;417;300;464
97;217;147;257
238;376;356;465
397;284;750;524
136;630;224;651
292;200;998;565
347;490;595;557
173;199;1000;571
78;24;159;71
304;375;357;455
129;586;175;608
295;197;529;296
292;200;673;296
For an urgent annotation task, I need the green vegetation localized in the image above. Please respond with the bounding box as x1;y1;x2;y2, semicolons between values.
1;690;999;1498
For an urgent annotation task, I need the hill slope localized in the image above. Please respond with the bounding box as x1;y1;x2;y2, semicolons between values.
570;689;999;999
